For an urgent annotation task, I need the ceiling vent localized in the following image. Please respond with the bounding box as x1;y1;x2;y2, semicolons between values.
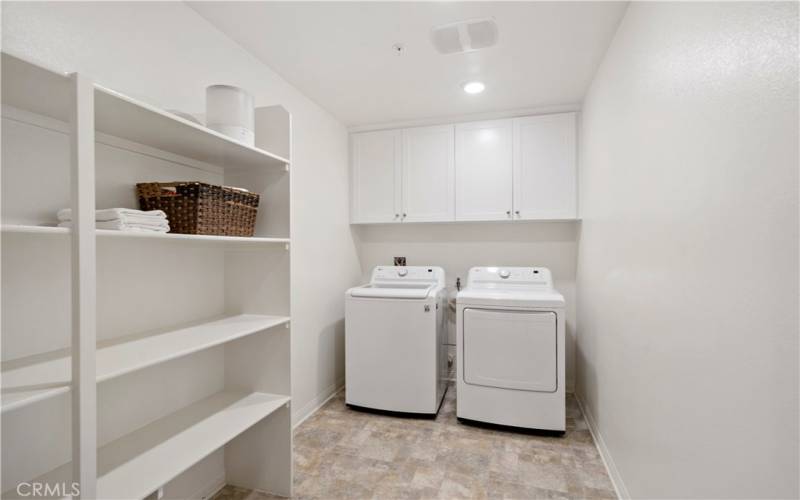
430;18;498;55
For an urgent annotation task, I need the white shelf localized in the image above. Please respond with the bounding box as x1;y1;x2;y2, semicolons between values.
1;225;290;246
0;225;68;236
94;85;289;171
1;52;289;171
5;391;290;500
1;314;290;413
0;51;72;124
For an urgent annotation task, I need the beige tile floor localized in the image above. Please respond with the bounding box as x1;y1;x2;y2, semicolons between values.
213;383;616;500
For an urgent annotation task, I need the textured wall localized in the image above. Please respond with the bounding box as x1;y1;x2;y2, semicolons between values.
577;2;799;498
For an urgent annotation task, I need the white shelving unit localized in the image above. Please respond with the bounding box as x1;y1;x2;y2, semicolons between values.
12;391;291;500
1;52;293;499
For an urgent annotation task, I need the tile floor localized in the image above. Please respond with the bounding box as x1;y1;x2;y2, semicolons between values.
213;383;616;500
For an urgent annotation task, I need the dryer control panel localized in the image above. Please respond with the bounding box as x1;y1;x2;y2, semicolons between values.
466;267;553;290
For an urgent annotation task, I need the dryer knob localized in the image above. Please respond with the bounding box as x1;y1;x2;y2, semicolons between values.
397;268;408;277
499;269;511;279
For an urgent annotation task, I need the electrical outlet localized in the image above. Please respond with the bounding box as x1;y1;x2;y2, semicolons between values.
394;256;406;266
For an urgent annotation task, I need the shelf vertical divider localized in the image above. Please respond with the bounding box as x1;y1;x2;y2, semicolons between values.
69;72;97;499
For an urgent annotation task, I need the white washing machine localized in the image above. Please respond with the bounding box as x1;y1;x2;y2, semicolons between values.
457;266;565;431
345;266;448;415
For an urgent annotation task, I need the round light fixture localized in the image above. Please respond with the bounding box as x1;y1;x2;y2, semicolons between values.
462;81;485;94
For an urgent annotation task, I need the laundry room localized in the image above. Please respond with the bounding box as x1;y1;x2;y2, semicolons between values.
0;2;797;500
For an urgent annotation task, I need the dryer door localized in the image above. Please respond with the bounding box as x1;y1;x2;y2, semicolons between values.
463;308;557;392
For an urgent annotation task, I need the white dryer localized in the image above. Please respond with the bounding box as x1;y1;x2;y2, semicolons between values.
345;266;448;415
457;266;565;431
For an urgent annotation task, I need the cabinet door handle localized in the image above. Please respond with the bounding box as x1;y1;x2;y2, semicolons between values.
395;213;399;218
515;210;520;216
506;210;511;216
403;213;407;218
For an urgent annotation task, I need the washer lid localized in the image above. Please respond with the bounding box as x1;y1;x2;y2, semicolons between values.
348;266;445;299
349;283;435;299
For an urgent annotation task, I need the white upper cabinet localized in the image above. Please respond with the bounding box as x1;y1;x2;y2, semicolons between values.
402;125;455;222
513;113;577;220
350;130;402;223
350;112;578;224
455;119;514;221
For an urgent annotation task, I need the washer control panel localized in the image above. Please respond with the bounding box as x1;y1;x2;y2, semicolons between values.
371;266;445;285
466;267;552;289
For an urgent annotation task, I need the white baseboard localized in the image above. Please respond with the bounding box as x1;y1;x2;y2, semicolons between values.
191;473;226;500
292;378;345;429
575;394;631;500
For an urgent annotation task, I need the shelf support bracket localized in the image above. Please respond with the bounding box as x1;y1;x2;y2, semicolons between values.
69;72;97;499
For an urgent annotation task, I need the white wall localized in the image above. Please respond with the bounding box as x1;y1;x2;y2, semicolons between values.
1;1;361;424
577;2;799;498
354;220;579;390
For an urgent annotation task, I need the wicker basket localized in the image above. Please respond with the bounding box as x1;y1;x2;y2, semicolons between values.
136;182;260;236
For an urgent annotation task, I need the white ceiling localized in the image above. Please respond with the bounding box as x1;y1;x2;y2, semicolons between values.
189;2;628;127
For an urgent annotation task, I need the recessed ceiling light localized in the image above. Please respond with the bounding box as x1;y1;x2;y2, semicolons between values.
463;81;485;94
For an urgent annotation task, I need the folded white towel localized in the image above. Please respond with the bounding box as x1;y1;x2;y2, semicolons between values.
58;220;170;233
57;208;167;222
103;213;170;226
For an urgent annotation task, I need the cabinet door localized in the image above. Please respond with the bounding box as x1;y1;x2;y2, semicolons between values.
350;130;402;223
455;119;513;221
402;125;454;222
513;113;577;219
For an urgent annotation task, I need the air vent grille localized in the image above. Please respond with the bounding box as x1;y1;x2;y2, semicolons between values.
430;18;498;55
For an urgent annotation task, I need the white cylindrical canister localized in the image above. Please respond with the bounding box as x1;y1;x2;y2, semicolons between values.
205;85;255;146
